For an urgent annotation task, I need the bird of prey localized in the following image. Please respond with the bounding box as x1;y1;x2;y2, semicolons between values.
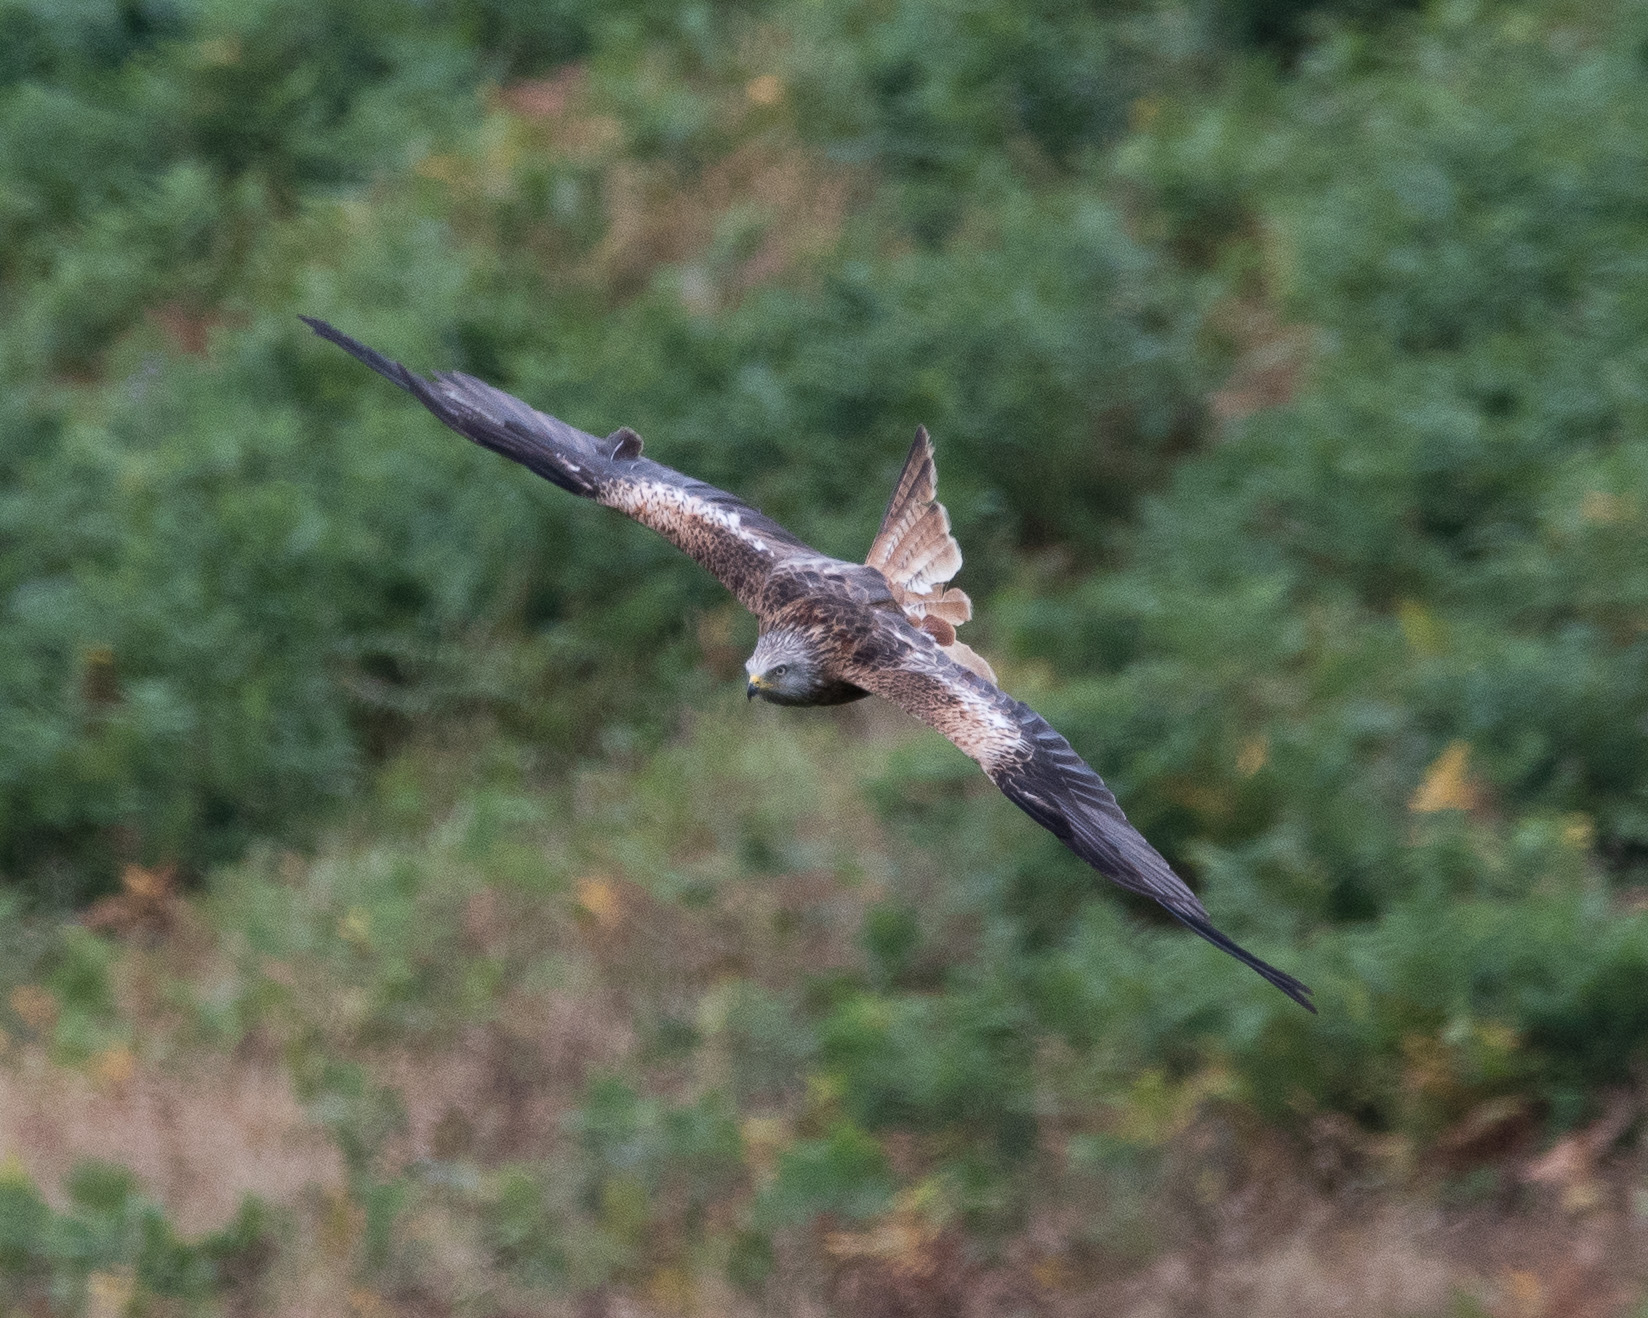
302;317;1314;1012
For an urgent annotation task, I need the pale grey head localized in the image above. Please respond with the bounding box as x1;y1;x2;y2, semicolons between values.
745;628;870;707
745;628;828;706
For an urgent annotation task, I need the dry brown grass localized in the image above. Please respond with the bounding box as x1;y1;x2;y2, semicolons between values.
0;1046;341;1235
464;62;865;314
10;916;1648;1318
6;722;1648;1316
590;141;858;307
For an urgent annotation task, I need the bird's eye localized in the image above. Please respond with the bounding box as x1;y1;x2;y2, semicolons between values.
772;664;788;677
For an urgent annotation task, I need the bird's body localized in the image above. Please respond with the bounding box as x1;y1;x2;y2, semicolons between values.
303;316;1314;1012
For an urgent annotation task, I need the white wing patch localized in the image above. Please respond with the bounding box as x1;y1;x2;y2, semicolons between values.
967;691;1024;771
604;478;773;554
910;659;1023;772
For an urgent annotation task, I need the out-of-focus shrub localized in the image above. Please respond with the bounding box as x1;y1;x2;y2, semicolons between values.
6;1;1648;1298
982;0;1648;1140
0;1160;272;1311
0;0;1220;894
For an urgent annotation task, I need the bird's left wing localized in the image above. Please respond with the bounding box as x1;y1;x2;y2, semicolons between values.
865;427;995;683
843;615;1314;1011
303;318;819;613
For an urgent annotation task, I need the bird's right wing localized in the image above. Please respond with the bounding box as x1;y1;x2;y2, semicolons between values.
303;317;820;613
843;615;1314;1012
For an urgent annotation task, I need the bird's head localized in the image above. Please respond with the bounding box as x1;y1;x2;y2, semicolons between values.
745;629;826;706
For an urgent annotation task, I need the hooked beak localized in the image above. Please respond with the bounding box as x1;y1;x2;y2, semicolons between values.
746;675;761;700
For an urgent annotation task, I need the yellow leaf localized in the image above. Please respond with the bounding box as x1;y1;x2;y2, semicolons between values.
745;74;784;107
1399;1032;1454;1099
740;1116;787;1175
1410;741;1480;814
194;36;241;66
823;1196;942;1280
413;153;465;185
599;1172;650;1238
1113;1065;1236;1146
121;863;174;902
805;1071;844;1117
646;1266;695;1314
8;985;57;1031
1580;490;1625;524
86;1269;135;1318
574;876;623;929
90;1044;136;1091
1029;1252;1076;1291
1397;599;1444;656
1559;813;1595;851
320;1187;361;1259
337;906;371;945
1236;735;1269;777
1505;1269;1543;1317
348;1288;392;1318
1165;777;1233;819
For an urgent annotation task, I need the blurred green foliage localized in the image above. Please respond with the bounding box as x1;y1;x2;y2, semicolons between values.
4;0;1648;1306
0;1160;270;1313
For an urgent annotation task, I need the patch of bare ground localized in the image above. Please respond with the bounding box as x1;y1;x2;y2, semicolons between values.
0;1045;342;1234
10;953;1648;1318
472;64;862;311
808;1179;1648;1318
12;830;1648;1316
377;990;634;1168
591;139;858;307
1104;1186;1648;1318
807;1103;1648;1318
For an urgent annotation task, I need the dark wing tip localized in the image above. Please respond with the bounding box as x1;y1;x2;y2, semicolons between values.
992;711;1315;1012
301;316;606;497
299;316;421;392
1170;907;1316;1013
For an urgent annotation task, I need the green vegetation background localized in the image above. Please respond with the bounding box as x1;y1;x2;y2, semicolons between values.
3;0;1648;1310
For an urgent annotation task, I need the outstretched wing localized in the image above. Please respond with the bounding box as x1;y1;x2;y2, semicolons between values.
843;615;1314;1011
303;317;819;613
866;427;995;683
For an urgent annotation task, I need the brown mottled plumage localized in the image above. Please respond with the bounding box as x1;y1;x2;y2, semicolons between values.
303;317;1314;1012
